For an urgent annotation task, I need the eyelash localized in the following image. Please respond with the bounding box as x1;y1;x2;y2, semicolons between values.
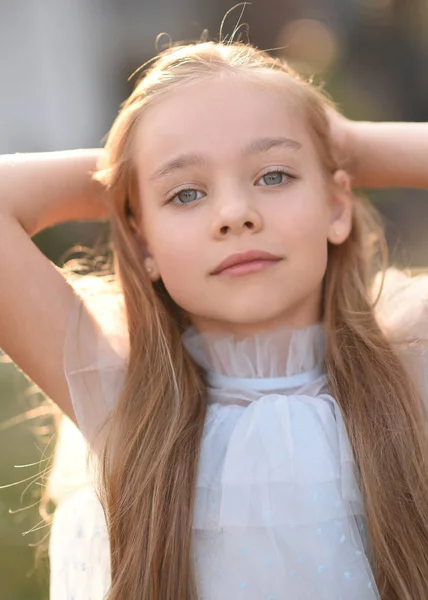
166;168;296;208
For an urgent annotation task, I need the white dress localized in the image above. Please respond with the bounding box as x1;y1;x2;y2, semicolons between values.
49;269;428;599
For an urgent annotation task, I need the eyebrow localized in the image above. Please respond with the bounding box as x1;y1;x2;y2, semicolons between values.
149;136;302;182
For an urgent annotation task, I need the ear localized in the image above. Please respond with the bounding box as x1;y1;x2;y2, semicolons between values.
327;169;353;245
127;212;161;281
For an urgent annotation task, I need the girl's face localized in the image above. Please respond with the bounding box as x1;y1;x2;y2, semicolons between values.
133;72;352;335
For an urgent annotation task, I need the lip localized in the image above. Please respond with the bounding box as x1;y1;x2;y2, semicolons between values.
211;250;282;275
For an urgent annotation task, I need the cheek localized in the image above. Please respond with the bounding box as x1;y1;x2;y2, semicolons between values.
152;233;201;277
155;245;207;316
288;226;328;288
274;193;330;281
145;212;204;304
273;184;329;243
143;198;201;264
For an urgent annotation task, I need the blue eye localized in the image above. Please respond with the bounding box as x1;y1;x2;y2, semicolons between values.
167;169;294;208
257;170;293;187
262;172;283;185
170;188;205;206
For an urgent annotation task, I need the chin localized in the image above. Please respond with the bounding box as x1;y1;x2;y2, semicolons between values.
178;286;320;330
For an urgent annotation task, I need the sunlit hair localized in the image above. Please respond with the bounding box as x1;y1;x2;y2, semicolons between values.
89;41;428;599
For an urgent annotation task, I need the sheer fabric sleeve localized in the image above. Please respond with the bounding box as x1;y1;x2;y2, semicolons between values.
374;267;428;403
63;284;129;451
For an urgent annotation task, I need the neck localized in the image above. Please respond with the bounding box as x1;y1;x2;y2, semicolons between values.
190;303;322;339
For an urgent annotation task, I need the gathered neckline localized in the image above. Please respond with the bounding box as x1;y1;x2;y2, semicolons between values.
182;322;326;391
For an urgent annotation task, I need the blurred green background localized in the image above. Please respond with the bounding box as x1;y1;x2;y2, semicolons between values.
0;365;52;600
1;1;428;598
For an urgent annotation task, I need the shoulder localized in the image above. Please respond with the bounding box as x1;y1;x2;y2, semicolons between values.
373;267;428;343
63;274;129;446
67;274;129;360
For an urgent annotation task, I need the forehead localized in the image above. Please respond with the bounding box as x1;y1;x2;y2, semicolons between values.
133;72;315;170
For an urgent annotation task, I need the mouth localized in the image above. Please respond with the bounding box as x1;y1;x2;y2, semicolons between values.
211;250;283;276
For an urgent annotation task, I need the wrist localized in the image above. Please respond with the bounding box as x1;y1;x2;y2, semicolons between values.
341;119;366;187
327;109;360;182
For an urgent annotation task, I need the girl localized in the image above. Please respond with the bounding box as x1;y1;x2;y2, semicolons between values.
1;40;428;600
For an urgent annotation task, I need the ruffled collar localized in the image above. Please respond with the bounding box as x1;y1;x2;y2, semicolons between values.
182;323;325;393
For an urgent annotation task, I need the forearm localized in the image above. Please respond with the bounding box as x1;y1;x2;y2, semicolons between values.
348;121;428;190
0;149;107;236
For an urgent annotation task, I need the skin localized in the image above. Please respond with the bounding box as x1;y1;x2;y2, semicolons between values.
1;70;427;420
133;72;353;336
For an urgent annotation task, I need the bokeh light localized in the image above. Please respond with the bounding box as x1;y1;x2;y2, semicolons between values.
275;19;339;75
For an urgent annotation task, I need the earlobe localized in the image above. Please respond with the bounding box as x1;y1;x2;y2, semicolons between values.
327;169;353;245
144;259;160;280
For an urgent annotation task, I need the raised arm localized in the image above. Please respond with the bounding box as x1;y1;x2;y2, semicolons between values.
1;149;105;234
0;149;105;425
328;112;428;190
350;121;428;190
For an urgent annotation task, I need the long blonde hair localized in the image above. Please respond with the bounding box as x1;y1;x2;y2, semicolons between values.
92;41;428;599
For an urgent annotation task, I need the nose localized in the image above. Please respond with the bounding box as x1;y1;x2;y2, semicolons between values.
211;196;263;240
